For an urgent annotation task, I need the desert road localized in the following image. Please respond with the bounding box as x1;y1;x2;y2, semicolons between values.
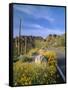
47;48;66;82
56;50;66;82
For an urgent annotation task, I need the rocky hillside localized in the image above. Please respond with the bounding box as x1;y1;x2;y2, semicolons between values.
13;34;65;56
44;34;65;47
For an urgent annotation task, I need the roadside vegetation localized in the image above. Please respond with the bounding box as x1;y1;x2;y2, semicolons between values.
13;33;65;86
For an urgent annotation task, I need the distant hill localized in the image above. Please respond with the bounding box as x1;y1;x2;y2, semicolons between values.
44;34;65;47
13;34;65;56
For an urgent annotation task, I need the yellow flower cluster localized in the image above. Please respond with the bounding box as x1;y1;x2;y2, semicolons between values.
28;48;39;56
13;61;57;86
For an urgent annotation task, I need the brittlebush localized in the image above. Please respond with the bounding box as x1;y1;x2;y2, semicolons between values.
13;61;57;86
39;50;57;66
28;48;39;56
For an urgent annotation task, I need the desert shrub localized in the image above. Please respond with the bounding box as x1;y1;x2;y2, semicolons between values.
43;51;56;59
39;50;57;67
38;49;46;55
13;61;57;86
28;48;39;56
13;56;19;62
38;50;57;65
34;39;47;49
20;55;33;62
43;51;57;64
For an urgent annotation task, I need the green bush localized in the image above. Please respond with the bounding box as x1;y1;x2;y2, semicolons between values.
28;48;39;56
20;55;33;62
13;56;19;62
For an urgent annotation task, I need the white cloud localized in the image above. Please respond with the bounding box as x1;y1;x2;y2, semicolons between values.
14;5;55;23
45;28;65;35
13;5;65;38
23;23;43;29
22;26;65;38
23;23;64;36
14;25;65;38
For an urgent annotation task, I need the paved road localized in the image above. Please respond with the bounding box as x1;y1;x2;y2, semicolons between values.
56;50;65;75
45;48;66;80
56;65;65;82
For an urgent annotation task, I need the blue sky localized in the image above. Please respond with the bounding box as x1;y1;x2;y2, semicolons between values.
13;4;65;38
